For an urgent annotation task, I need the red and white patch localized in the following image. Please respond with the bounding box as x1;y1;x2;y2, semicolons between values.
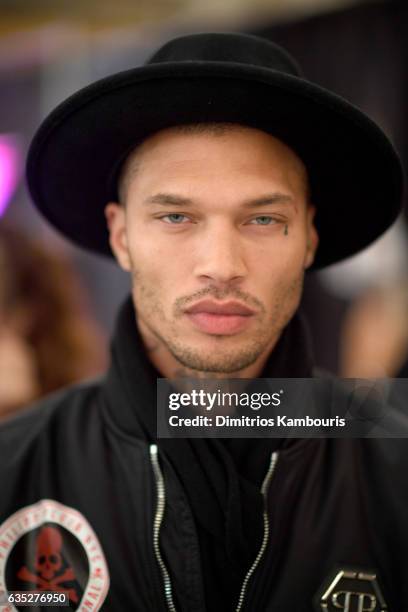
0;499;109;611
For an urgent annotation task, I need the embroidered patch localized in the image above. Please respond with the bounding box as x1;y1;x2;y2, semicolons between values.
315;566;388;611
0;499;109;611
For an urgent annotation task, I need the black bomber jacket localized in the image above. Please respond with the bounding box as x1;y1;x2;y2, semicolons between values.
0;378;407;612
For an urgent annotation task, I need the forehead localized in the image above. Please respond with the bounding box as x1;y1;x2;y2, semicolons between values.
119;124;309;201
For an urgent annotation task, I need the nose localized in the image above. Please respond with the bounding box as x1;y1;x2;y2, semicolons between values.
193;220;247;285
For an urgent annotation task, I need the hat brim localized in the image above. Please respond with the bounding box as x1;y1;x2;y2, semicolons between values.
26;61;404;268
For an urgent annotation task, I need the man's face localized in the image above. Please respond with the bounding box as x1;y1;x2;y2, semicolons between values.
106;125;318;374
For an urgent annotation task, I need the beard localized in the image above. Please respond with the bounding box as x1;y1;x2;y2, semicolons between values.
132;268;304;375
159;327;271;374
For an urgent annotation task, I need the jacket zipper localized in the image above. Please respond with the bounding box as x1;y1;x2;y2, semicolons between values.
149;444;177;612
149;443;279;612
235;450;279;612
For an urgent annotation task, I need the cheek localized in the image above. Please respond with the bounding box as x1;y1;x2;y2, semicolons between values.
129;219;195;271
248;246;305;316
128;235;190;306
250;235;307;282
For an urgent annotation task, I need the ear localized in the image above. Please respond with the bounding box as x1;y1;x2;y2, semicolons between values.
304;205;319;270
105;202;131;271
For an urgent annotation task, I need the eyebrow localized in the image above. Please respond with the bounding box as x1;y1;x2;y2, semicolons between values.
144;192;295;207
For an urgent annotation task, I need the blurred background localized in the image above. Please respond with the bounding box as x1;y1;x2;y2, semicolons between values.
1;0;407;418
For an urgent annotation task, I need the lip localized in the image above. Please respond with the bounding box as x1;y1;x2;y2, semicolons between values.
185;300;256;316
184;300;256;335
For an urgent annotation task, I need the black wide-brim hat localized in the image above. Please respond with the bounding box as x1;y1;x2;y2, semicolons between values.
26;32;404;268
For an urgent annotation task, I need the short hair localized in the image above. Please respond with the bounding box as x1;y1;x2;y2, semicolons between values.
117;122;311;205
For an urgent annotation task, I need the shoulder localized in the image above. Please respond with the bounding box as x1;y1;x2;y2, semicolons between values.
0;378;103;465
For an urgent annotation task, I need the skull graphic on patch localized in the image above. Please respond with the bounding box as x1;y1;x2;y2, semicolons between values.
0;500;109;611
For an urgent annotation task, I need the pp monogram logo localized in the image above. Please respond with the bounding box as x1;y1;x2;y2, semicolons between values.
316;568;388;612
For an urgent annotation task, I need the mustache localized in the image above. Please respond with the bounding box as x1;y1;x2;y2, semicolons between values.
173;286;265;316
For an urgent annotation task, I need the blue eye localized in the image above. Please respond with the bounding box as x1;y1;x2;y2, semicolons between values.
250;216;276;225
163;214;188;224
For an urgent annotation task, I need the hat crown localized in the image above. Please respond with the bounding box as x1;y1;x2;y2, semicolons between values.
148;32;301;77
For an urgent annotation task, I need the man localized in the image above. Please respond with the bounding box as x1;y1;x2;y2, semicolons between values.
0;32;406;612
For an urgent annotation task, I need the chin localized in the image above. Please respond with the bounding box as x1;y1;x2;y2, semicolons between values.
168;336;265;374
